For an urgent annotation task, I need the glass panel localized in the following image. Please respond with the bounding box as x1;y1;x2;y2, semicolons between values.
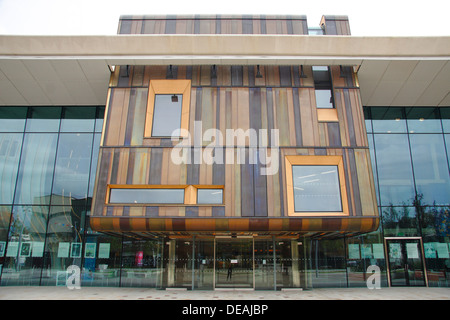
386;239;426;287
0;133;23;204
275;239;304;289
381;206;420;237
306;238;347;288
254;239;275;290
423;237;450;288
371;107;407;133
215;238;253;289
308;28;324;35
51;133;93;204
363;107;372;133
60;106;96;132
197;189;223;204
0;107;27;132
1;206;49;286
88;134;101;197
314;89;333;109
25;107;61;132
193;239;214;290
367;134;380;205
95;107;105;133
152;94;182;137
406;107;442;133
14;133;58;205
40;206;85;286
109;188;185;204
81;223;122;288
346;233;388;288
292;165;342;212
441;107;450;133
373;134;415;206
120;238;163;288
409;134;450;205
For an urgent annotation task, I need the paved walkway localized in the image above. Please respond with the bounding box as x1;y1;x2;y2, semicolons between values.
0;286;449;300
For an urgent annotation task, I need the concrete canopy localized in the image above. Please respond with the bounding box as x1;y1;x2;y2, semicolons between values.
0;34;449;106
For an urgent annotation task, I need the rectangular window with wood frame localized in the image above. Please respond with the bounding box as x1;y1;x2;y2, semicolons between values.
285;155;349;216
144;79;191;138
313;66;339;122
107;185;223;205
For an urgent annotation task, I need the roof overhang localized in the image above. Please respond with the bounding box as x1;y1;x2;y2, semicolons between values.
0;34;449;106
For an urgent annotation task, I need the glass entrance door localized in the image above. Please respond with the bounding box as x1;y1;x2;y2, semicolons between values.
215;238;253;289
385;238;426;287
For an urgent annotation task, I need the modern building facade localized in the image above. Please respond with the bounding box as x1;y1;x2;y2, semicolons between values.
0;15;449;290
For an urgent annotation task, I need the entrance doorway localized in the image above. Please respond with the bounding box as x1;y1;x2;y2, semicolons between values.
385;237;427;287
215;238;253;289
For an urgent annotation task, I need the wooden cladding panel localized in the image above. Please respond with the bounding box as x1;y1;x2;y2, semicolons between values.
104;85;366;149
110;65;315;88
92;147;377;219
118;16;308;35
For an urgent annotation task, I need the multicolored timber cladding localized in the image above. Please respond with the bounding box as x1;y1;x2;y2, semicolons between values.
118;15;308;35
111;65;358;89
320;15;351;35
90;217;379;233
91;147;377;220
105;66;363;148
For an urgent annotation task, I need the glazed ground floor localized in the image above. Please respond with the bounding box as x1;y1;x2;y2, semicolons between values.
1;232;447;290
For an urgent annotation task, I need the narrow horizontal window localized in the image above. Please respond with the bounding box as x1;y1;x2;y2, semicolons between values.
197;189;223;204
109;188;185;204
292;165;342;212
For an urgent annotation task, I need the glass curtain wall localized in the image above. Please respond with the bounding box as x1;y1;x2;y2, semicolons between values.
365;106;450;287
0;106;104;286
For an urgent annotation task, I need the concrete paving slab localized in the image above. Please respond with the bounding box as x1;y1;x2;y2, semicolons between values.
0;286;449;300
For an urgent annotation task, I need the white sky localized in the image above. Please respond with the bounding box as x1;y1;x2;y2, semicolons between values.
0;0;449;36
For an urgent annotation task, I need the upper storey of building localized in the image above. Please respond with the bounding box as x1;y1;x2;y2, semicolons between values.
0;14;448;107
116;14;350;36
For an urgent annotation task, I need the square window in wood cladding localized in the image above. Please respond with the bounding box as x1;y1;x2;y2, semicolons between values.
285;155;349;217
144;80;191;138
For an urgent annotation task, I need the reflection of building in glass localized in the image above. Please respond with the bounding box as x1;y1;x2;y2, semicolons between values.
0;15;449;290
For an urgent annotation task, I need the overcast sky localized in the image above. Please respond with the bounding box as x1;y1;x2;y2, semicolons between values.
0;0;449;36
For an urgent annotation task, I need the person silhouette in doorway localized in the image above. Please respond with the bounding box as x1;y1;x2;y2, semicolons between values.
227;262;233;280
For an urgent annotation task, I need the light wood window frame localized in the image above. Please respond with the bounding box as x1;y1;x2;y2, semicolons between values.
285;155;349;216
144;79;191;138
106;184;224;206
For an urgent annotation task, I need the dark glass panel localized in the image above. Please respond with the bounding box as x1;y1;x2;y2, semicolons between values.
409;134;450;205
14;134;58;205
441;107;450;133
406;107;442;133
0;107;27;132
374;134;415;206
25;107;61;132
60;106;96;132
95;106;105;132
371;107;407;133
